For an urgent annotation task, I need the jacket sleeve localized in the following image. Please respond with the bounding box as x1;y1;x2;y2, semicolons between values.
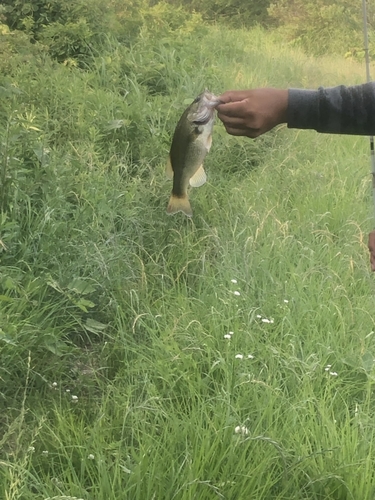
287;82;375;135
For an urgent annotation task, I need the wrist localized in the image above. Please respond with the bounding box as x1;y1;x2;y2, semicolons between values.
275;89;288;124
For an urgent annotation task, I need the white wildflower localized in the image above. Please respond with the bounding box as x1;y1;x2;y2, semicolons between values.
88;454;95;460
231;279;237;284
233;291;241;296
247;354;254;359
235;354;244;359
52;382;58;388
329;371;338;377
28;446;35;452
42;450;49;456
256;314;262;318
71;395;78;402
234;426;249;435
66;389;71;393
224;334;232;339
283;299;289;303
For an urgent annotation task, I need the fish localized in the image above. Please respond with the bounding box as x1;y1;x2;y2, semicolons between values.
166;90;221;217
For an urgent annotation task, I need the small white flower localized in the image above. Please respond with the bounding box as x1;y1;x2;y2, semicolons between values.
235;354;244;359
233;291;241;296
231;279;237;284
256;314;262;318
66;389;71;393
324;365;332;371
283;299;289;303
224;334;232;339
228;331;234;335
247;354;254;359
71;395;78;402
329;371;338;377
88;454;95;460
28;446;35;452
52;382;58;388
261;318;274;324
234;425;249;435
42;450;49;456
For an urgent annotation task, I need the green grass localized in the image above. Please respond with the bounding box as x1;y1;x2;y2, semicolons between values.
1;22;375;500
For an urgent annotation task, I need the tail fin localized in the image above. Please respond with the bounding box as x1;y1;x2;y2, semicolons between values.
166;194;193;217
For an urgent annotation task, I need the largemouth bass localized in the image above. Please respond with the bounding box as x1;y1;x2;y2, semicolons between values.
166;90;221;217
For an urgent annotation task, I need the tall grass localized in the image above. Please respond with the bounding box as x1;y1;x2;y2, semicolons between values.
1;23;375;499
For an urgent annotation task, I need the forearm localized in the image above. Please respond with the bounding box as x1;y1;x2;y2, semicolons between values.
288;82;375;135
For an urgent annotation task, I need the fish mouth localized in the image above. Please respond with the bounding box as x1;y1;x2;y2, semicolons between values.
191;93;222;124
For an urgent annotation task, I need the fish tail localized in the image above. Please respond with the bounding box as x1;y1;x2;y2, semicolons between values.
166;193;193;217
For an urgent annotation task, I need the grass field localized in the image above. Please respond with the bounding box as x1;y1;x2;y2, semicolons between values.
1;24;375;499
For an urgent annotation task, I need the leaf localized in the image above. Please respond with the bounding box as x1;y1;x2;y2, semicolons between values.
85;318;107;334
67;278;96;295
362;352;374;373
341;355;358;369
75;298;95;312
0;295;14;302
0;329;17;346
44;338;67;357
3;277;17;290
104;119;129;131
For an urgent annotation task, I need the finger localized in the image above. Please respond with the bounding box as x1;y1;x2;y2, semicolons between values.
217;90;252;104
217;113;245;128
224;126;259;138
216;100;249;118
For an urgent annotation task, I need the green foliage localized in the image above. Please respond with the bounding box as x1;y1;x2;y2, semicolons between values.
268;0;365;56
1;0;108;35
1;13;375;500
0;0;150;63
0;22;46;75
38;18;94;63
2;0;371;61
166;0;271;27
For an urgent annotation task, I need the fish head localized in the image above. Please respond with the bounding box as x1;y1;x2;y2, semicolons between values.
187;90;221;126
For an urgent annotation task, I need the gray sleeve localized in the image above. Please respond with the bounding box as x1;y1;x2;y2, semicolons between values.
287;82;375;135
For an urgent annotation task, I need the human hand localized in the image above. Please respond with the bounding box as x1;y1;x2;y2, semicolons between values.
368;231;375;271
216;88;288;138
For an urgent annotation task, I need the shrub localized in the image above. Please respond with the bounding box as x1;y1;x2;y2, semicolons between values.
268;0;365;56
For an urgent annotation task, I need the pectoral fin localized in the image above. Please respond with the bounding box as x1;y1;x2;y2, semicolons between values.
189;165;207;188
165;155;173;180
